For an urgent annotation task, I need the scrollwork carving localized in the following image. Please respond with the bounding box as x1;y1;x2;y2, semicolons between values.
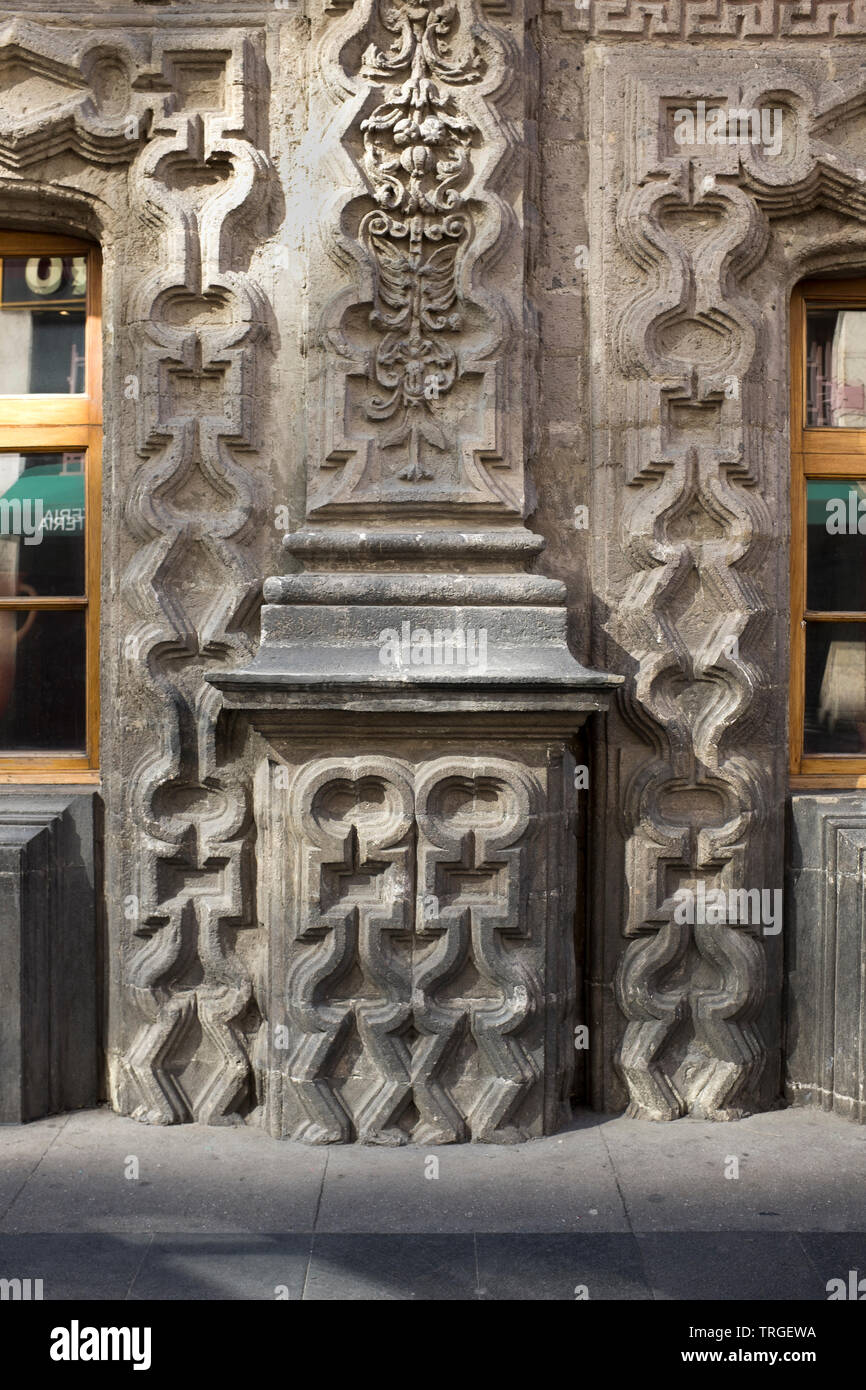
307;0;525;515
357;0;482;480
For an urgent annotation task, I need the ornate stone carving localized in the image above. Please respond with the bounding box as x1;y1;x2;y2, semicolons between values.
0;20;147;168
204;0;618;1150
589;54;866;1119
0;18;277;1127
357;0;482;482
118;33;273;1124
307;0;526;517
255;751;576;1143
546;0;866;38
278;757;416;1144
415;760;541;1142
0;1;620;1141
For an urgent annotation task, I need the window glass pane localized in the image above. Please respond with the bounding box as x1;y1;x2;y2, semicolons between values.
0;608;85;751
806;307;866;427
805;621;866;754
807;479;866;611
0;451;85;597
0;254;87;394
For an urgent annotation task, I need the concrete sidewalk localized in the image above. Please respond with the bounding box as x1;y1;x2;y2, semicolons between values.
1;1106;864;1299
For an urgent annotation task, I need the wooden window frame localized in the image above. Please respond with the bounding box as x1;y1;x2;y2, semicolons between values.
790;277;866;789
0;231;100;783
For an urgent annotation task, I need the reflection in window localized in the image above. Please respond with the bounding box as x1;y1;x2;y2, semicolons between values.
807;479;866;611
0;255;87;395
805;623;866;754
0;449;87;752
0;234;97;766
0;452;85;597
0;608;86;751
806;308;866;427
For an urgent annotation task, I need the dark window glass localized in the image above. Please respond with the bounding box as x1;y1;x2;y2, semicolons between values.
0;255;87;394
806;479;866;611
804;621;866;754
0;609;86;751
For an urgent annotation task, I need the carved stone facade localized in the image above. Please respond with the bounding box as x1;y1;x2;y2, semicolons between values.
585;41;866;1122
1;0;865;1137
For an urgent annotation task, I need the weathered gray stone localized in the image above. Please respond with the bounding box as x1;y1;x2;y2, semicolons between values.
787;796;866;1123
580;41;866;1121
235;720;594;1143
0;792;99;1123
0;0;864;1138
215;605;616;690
202;0;620;1141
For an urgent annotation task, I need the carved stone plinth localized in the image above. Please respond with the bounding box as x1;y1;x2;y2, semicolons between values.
211;560;618;1142
213;645;613;1142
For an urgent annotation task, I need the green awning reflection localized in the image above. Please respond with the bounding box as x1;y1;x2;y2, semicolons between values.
807;480;866;525
0;465;85;536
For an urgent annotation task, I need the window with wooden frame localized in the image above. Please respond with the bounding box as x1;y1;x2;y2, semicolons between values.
0;231;100;781
791;278;866;788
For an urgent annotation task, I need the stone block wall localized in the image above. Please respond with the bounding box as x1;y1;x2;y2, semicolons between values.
0;0;864;1134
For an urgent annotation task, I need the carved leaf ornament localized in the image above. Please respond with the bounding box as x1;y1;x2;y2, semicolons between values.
359;0;481;480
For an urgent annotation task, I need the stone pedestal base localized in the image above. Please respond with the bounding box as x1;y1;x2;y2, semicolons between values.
250;714;586;1143
210;584;618;1142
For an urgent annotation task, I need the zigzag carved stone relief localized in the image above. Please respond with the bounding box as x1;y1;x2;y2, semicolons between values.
200;0;617;1147
15;2;865;1138
117;35;274;1125
0;18;281;1126
589;54;866;1118
255;752;575;1143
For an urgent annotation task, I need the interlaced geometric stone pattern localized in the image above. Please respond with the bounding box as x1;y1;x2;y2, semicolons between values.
257;754;577;1144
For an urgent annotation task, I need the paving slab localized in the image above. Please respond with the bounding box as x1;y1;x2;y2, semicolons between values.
636;1232;821;1301
128;1234;310;1301
2;1102;864;1300
304;1234;477;1300
0;1232;151;1300
0;1109;327;1234
795;1232;866;1297
0;1116;70;1219
475;1232;652;1300
598;1110;866;1232
315;1118;627;1233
